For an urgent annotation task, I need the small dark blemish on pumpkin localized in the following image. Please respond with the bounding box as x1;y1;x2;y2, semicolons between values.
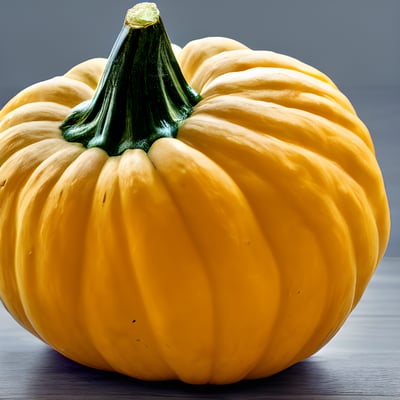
102;193;107;203
132;319;137;323
136;338;141;342
0;179;6;188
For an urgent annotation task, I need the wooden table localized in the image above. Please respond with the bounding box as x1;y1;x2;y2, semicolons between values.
1;257;399;399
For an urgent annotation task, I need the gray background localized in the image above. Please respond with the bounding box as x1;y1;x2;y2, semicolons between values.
0;0;399;92
0;0;399;256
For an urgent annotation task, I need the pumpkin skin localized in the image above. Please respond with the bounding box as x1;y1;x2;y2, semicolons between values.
0;4;390;385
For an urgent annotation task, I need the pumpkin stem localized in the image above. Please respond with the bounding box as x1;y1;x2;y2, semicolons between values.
60;2;201;155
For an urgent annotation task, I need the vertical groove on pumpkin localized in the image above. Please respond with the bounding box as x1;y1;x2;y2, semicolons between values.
35;148;112;368
188;49;338;100
177;128;283;379
199;71;372;149
149;138;281;383
207;96;383;306
176;37;249;87
187;95;385;274
145;148;216;383
189;96;376;184
104;150;177;379
0;77;94;119
0;140;74;335
77;156;133;373
149;151;219;383
64;58;108;90
177;113;361;377
0;102;71;133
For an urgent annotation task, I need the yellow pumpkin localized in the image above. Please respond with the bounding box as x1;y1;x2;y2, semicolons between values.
0;2;390;384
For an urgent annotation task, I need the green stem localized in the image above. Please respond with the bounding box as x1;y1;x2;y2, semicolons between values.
60;2;201;156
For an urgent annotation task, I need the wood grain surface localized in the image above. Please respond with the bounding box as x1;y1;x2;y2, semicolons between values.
1;257;399;400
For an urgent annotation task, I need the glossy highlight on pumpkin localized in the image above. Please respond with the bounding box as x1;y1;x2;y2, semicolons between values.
0;2;390;385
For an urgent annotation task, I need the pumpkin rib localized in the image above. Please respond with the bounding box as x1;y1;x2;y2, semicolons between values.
153;157;281;381
177;37;249;84
150;137;285;379
188;48;337;97
166;143;332;377
0;102;71;133
146;145;218;383
80;153;179;380
193;95;371;156
193;95;389;257
192;95;380;201
0;77;94;119
157;158;281;382
179;112;381;278
64;58;108;90
158;205;217;381
117;148;217;383
199;68;371;148
31;148;115;369
149;138;281;383
14;145;85;325
0;121;78;165
0;138;82;334
87;156;139;373
180;114;373;286
117;151;185;380
183;110;376;273
178;116;355;376
234;194;322;379
172;149;326;379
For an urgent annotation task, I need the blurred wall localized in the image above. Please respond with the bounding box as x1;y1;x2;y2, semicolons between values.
0;0;399;102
